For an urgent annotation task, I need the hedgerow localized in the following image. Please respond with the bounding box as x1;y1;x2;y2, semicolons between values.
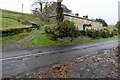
45;21;118;41
1;27;33;37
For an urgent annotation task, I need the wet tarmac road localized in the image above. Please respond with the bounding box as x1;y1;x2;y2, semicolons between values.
2;39;119;78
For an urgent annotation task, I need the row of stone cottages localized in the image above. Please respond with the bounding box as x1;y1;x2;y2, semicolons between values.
49;13;103;30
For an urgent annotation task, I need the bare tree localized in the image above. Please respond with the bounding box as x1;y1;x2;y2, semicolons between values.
32;0;44;25
31;0;54;25
31;8;40;17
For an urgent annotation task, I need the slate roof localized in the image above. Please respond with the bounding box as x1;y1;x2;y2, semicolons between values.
49;13;100;23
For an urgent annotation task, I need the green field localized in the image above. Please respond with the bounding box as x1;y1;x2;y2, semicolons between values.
1;9;41;30
1;18;23;29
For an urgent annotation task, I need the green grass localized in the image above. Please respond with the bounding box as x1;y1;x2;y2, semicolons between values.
27;33;57;46
1;18;23;29
27;32;118;47
27;25;118;46
27;25;58;46
1;30;35;45
1;9;41;30
63;36;118;46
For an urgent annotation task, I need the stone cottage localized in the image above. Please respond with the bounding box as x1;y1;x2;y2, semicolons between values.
49;13;103;30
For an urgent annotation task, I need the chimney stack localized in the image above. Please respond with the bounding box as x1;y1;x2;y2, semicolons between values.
75;13;79;17
83;15;88;19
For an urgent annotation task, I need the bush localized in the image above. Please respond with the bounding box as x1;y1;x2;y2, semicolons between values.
115;21;120;35
100;28;110;38
78;30;87;36
45;22;117;41
113;28;118;35
91;30;101;38
85;29;101;38
78;28;116;39
45;24;59;40
59;20;77;38
86;29;93;37
45;20;78;41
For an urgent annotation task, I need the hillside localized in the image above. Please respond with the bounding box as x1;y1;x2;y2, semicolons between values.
1;9;41;30
2;18;23;29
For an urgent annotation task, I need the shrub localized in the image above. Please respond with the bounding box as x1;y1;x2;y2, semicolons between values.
100;28;110;38
78;30;87;36
59;20;77;38
78;28;115;39
85;29;101;38
45;20;77;41
45;24;59;40
115;21;120;35
112;28;118;36
91;30;101;38
86;29;93;37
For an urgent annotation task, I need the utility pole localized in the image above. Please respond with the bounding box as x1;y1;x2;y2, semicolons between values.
22;3;23;14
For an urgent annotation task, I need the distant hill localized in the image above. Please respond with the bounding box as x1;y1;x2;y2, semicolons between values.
0;9;32;16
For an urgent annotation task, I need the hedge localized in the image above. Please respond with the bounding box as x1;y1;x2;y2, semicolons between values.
1;27;34;37
78;28;118;39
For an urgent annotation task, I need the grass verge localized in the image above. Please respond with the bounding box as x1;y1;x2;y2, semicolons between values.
27;33;57;46
1;30;35;46
63;36;118;46
27;32;118;47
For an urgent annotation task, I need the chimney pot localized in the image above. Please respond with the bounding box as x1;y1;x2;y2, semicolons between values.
75;13;79;17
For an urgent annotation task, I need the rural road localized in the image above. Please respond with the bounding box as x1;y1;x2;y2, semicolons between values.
2;39;119;78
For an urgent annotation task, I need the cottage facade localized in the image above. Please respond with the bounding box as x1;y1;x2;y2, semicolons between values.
49;13;103;30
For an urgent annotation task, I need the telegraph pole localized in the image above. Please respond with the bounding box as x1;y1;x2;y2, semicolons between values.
22;3;23;14
21;3;23;22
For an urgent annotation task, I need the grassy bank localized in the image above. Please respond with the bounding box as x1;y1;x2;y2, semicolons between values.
64;36;118;46
27;32;118;47
1;30;35;45
1;9;41;30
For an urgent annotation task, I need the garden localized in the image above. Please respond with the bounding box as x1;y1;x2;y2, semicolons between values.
27;20;118;46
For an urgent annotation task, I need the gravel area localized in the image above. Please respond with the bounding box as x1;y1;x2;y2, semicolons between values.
21;47;119;78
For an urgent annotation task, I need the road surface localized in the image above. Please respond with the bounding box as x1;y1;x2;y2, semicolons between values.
2;39;119;78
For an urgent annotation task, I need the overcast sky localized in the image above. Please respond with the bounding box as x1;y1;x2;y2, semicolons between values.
0;0;119;25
